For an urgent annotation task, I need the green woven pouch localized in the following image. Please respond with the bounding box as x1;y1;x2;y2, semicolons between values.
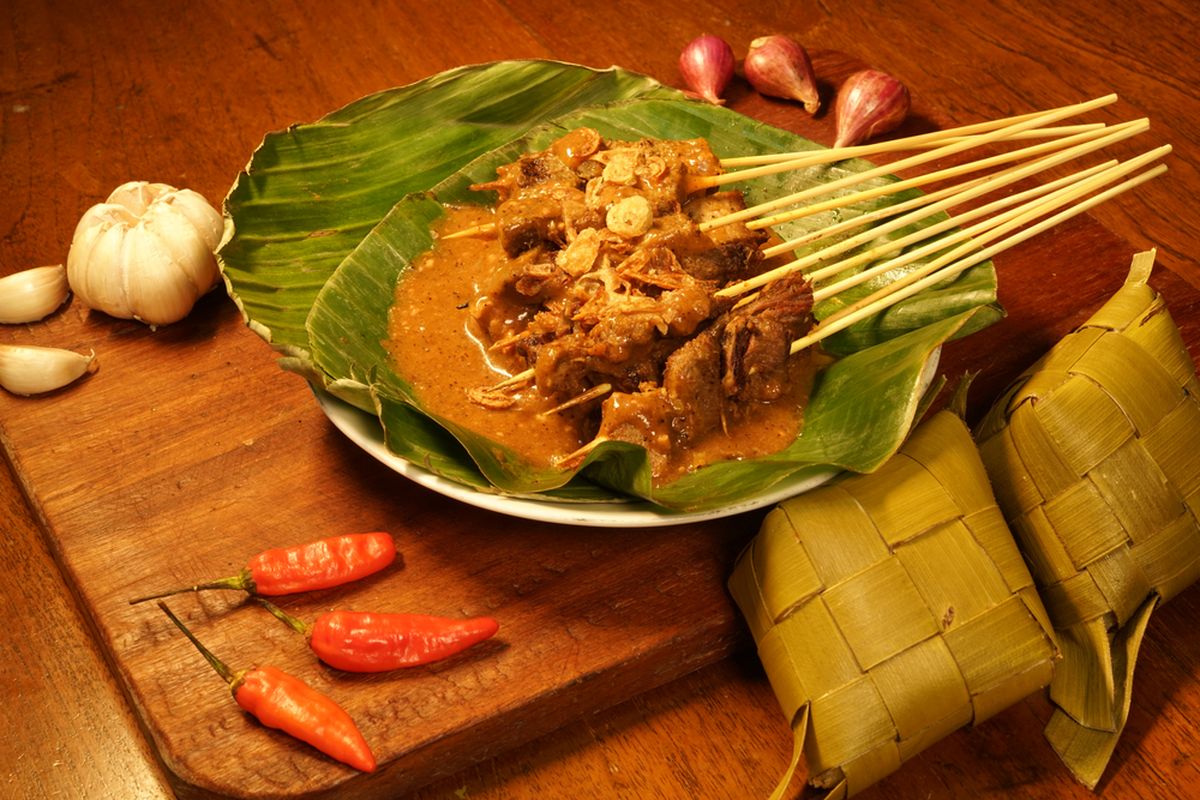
729;409;1058;798
975;250;1200;787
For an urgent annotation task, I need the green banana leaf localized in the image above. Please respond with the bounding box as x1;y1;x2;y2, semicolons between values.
305;90;1002;511
218;60;679;379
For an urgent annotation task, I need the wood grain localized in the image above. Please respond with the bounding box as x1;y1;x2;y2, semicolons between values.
2;1;1198;798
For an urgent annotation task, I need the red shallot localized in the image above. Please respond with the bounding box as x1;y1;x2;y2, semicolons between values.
679;34;734;105
743;35;820;113
834;69;911;147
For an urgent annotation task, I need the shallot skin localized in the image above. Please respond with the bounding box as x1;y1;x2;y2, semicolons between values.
834;69;911;147
743;35;820;113
679;34;735;105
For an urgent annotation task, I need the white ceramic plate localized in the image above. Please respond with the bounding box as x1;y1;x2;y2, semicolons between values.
314;347;937;527
315;389;840;528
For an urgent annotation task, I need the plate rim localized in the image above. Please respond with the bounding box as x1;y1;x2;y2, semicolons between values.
313;388;842;528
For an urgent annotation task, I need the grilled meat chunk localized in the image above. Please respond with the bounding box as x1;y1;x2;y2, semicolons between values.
595;271;813;455
461;128;817;477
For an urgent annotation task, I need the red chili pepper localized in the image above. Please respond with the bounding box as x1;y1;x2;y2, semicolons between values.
129;532;396;604
157;601;376;772
261;601;500;672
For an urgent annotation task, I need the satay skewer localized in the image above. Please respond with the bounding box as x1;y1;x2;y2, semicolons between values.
438;96;1118;244
810;148;1168;302
552;154;1157;466
789;161;1168;354
437;125;1112;244
715;119;1150;300
448;94;1157;419
696;123;1107;189
744;118;1145;237
547;161;1164;466
487;148;1166;418
697;94;1120;232
715;118;1109;170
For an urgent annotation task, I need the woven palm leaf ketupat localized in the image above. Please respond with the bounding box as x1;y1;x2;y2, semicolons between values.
974;249;1200;789
728;410;1059;799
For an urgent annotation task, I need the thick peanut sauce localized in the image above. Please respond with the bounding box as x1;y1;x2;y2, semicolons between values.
387;205;818;484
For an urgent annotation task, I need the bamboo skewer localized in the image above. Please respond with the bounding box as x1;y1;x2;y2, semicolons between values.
716;108;1115;168
441;222;495;241
723;158;1117;314
743;119;1146;236
539;383;612;416
706;117;1136;239
757;172;995;260
718;118;1150;301
697;123;1109;189
809;148;1167;306
789;160;1168;354
757;159;1118;308
697;94;1119;232
488;370;534;391
557;436;610;468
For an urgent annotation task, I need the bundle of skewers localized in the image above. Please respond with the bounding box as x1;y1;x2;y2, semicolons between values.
464;93;1164;384
442;94;1167;477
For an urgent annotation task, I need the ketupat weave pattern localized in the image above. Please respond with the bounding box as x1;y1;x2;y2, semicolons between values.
975;250;1200;787
729;410;1058;799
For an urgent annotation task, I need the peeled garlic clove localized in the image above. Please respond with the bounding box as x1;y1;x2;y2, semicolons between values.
0;265;70;323
743;35;820;113
67;181;223;327
679;34;735;105
0;344;95;396
834;69;911;148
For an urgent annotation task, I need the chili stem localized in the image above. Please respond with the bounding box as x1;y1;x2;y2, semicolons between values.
157;601;238;686
128;570;253;605
257;598;313;637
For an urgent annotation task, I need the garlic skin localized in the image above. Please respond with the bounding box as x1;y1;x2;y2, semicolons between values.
679;34;735;105
0;264;70;323
834;70;911;148
67;182;223;327
0;344;95;396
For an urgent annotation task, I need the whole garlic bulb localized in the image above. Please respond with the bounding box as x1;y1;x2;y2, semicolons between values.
67;181;223;327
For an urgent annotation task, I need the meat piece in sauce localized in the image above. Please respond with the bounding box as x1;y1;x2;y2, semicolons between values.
720;272;815;402
472;129;723;259
471;248;570;342
641;192;769;284
594;271;813;459
471;149;582;201
526;248;724;399
458;128;818;479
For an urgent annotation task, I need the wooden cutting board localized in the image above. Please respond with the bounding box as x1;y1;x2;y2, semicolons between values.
2;61;1197;799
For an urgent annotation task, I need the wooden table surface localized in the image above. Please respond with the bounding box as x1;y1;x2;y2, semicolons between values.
2;1;1198;798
